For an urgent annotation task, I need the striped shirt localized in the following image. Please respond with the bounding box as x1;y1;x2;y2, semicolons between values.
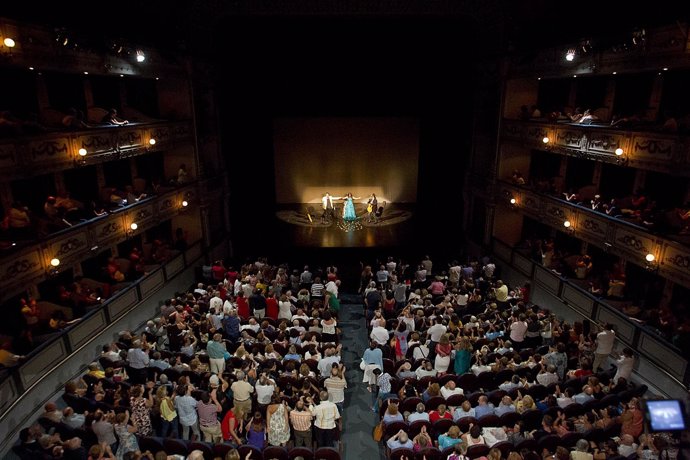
290;408;314;431
324;376;347;403
197;401;220;427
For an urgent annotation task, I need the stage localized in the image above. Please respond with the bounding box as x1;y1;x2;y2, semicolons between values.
274;202;417;248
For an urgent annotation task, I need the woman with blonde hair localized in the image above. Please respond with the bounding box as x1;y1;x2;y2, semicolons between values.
423;382;441;402
516;393;536;413
383;401;404;424
435;334;453;374
438;425;463;449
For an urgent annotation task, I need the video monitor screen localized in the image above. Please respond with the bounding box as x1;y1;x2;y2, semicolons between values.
645;400;686;432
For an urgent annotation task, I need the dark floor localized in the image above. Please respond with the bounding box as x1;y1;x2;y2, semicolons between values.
338;293;384;460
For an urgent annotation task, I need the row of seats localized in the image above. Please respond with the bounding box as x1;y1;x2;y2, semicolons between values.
135;437;340;460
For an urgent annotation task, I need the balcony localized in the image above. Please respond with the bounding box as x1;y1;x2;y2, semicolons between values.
0;120;192;177
0;183;198;302
501;119;687;176
498;180;690;289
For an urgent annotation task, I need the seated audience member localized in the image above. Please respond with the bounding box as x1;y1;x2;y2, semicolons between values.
407;402;430;422
62;107;89;130
101;108;128;125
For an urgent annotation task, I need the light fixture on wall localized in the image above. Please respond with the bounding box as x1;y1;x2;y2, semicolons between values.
135;49;146;62
565;48;576;62
75;147;87;166
563;220;574;233
542;136;550;144
614;147;629;166
645;253;659;272
127;222;138;237
48;257;60;275
148;138;156;146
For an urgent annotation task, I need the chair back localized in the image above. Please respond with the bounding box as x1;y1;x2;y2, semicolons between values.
263;446;289;460
288;447;314;460
467;444;490;459
313;446;341;460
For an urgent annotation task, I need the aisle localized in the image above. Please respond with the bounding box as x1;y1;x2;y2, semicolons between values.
338;293;382;460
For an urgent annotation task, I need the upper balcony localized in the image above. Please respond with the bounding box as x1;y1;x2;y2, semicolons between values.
497;180;690;290
501;118;688;176
0;120;193;178
0;182;198;304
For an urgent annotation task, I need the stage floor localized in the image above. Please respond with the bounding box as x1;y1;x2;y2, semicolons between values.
274;203;417;248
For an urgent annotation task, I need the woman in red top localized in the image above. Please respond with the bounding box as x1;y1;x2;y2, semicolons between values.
265;292;279;320
236;292;250;320
221;405;244;445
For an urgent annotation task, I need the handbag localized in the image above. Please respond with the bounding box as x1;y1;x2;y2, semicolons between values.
360;359;366;371
372;421;384;442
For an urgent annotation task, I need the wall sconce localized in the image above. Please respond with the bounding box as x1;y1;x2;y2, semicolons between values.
563;220;574;233
135;49;146;63
148;138;156;146
127;222;138;237
615;147;628;165
542;136;550;144
48;257;60;275
1;37;16;59
74;148;87;166
645;253;659;272
181;200;189;208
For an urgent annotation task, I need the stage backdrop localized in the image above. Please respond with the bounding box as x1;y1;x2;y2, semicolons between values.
273;117;420;204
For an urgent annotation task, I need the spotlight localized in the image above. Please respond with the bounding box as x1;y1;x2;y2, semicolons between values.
565;48;576;61
3;37;16;48
136;50;146;62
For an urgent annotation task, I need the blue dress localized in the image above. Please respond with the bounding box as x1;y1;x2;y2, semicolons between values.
343;197;357;221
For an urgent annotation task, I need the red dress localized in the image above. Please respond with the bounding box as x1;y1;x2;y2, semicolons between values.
237;296;250;320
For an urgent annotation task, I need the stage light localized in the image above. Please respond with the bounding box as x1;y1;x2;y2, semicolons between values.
615;148;624;156
565;48;576;61
78;148;87;157
3;37;16;48
136;50;146;62
542;137;550;144
50;258;60;267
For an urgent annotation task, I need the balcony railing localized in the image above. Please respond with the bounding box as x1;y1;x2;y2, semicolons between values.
497;180;690;290
0;120;192;176
492;237;688;392
0;183;198;303
501;119;687;176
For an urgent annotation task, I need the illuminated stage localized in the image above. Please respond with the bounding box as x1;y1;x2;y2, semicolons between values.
275;203;416;248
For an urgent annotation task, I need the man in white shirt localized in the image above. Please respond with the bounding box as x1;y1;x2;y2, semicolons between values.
254;374;276;406
617;434;638;457
440;381;464;399
313;390;341;448
536;364;560;386
593;323;616;371
209;292;223;313
426;317;447;360
613;347;634;383
370;318;390;346
318;347;341;377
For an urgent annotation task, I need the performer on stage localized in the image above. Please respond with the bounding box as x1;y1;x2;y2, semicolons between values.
321;192;337;223
342;193;360;221
366;193;378;223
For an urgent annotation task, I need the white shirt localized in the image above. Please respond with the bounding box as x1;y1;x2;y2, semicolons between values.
614;355;634;383
427;324;447;342
325;281;339;297
313;401;340;429
255;382;275;405
278;300;293;320
370;326;390;345
537;372;559;386
595;329;615;354
209;296;223;312
440;387;464;399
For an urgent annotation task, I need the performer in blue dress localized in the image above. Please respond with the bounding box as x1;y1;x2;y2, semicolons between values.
342;193;361;221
